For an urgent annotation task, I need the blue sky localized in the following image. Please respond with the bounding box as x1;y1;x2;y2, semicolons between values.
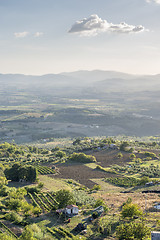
0;0;160;75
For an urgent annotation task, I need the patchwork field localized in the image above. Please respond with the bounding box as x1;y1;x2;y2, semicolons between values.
54;163;110;188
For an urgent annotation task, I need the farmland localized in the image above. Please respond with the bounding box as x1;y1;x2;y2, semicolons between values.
1;71;160;145
0;137;160;239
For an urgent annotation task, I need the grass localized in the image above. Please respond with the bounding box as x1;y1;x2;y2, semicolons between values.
90;178;125;193
38;175;72;191
85;163;98;169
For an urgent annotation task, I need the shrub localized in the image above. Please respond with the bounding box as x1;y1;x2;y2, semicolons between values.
5;199;22;212
121;203;142;219
55;151;66;158
119;142;129;151
25;186;40;194
69;152;96;163
116;222;150;240
94;199;108;213
144;151;157;159
129;153;136;159
117;153;123;159
91;185;101;191
4;212;23;224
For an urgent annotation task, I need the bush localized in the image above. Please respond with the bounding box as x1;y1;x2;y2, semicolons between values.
69;152;96;163
5;199;22;212
94;199;108;213
139;176;149;185
121;203;142;219
55;151;66;158
117;153;123;159
130;153;136;159
92;211;99;219
144;151;157;159
120;142;129;151
116;222;150;240
4;212;23;224
91;185;101;191
0;233;14;240
25;186;40;194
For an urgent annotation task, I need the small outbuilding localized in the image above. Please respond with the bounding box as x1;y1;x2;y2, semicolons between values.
109;144;118;150
65;205;79;216
92;205;104;218
151;231;160;240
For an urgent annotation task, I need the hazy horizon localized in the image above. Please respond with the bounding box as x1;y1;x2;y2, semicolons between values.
0;69;159;77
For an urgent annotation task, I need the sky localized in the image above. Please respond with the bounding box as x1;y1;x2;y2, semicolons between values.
0;0;160;75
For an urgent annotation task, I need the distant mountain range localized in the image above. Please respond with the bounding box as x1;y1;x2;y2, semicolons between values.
0;70;160;93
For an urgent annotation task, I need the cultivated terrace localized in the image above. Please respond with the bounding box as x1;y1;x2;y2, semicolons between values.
0;136;160;239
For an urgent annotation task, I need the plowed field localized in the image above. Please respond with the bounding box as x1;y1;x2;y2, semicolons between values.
90;149;131;167
53;149;131;188
54;163;116;188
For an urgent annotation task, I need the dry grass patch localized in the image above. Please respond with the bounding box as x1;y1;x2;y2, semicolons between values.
38;175;72;191
91;178;125;193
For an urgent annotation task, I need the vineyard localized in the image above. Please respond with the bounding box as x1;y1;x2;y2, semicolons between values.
47;226;74;239
28;192;58;212
36;166;56;175
0;221;18;239
105;176;140;187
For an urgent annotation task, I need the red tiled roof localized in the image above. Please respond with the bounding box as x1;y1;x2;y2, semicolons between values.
66;205;78;209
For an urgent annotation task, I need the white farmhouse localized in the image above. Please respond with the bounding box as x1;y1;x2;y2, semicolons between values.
65;205;79;215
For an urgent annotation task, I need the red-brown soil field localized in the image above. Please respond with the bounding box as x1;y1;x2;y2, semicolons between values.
53;149;131;188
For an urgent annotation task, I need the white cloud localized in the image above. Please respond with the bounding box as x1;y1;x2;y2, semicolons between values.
14;31;29;38
69;14;146;36
34;32;44;37
14;31;44;38
146;0;160;4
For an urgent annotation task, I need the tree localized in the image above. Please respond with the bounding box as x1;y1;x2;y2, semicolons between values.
21;202;33;216
139;176;149;185
69;152;96;163
51;146;60;152
116;222;150;240
4;164;37;182
26;166;37;182
120;141;129;151
55;151;66;159
19;226;36;240
117;152;123;159
73;138;81;145
0;233;14;240
32;207;42;217
4;212;23;224
5;198;22;212
130;153;136;159
121;203;142;219
0;176;8;187
8;188;27;199
4;163;20;181
91;184;101;191
55;189;75;208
